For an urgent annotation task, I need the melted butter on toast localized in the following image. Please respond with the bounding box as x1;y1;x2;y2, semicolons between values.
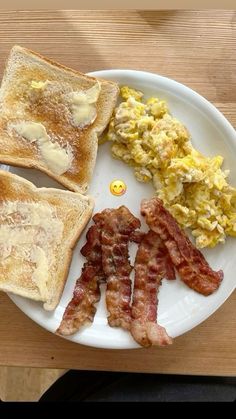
12;121;73;175
0;201;64;300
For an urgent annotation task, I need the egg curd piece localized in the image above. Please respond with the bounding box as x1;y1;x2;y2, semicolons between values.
105;86;236;248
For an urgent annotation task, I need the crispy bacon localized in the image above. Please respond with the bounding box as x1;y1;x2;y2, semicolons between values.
130;230;146;244
94;206;141;330
141;197;223;296
57;225;104;336
131;230;173;347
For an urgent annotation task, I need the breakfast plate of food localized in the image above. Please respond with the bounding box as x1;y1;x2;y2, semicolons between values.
0;46;235;349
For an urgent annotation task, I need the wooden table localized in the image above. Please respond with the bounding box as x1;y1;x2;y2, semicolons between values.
0;10;235;376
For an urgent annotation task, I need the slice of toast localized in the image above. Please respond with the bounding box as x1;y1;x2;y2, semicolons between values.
0;169;94;310
0;46;119;193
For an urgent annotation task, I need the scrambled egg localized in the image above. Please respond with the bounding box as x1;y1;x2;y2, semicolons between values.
105;86;236;248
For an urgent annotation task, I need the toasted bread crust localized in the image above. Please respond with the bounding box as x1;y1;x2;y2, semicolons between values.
0;169;94;310
0;46;119;193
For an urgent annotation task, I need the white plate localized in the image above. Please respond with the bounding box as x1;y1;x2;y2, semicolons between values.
2;69;236;349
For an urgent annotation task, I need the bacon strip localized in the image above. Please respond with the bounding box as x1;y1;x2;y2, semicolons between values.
57;225;104;336
141;197;223;296
130;230;146;244
94;206;141;330
131;230;174;347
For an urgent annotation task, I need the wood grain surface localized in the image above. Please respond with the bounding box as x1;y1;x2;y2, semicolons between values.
0;292;236;376
0;10;235;375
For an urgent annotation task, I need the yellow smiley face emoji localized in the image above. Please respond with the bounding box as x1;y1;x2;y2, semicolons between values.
110;179;127;196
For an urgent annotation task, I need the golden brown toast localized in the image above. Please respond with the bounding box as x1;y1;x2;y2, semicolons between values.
0;46;119;193
0;169;94;310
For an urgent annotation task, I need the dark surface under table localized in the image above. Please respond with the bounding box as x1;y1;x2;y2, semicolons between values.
39;370;236;402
